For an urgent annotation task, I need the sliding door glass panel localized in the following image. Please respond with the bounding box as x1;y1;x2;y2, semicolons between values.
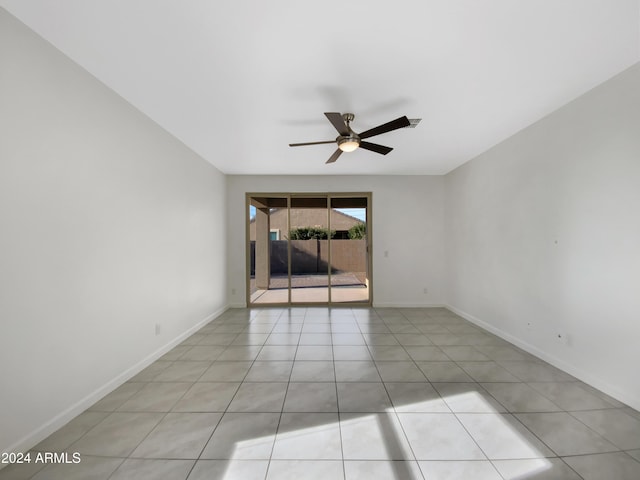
290;196;329;304
249;196;289;305
330;197;370;304
248;193;371;306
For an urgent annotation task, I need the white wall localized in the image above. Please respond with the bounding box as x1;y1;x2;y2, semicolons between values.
0;9;228;454
226;175;445;308
445;63;640;410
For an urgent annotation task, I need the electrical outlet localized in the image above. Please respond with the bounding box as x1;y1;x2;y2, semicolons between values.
384;250;389;258
526;322;533;330
423;287;428;294
155;323;161;336
231;288;236;295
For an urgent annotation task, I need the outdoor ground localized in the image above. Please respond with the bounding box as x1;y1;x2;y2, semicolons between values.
250;273;367;295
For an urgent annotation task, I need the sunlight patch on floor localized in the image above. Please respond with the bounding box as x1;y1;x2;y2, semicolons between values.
223;392;552;479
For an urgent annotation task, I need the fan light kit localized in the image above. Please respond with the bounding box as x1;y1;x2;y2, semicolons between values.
338;135;360;152
289;112;418;164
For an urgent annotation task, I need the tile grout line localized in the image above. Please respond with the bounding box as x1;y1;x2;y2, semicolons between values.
361;309;427;478
332;308;350;480
120;318;245;479
16;307;640;480
182;320;255;479
264;307;304;479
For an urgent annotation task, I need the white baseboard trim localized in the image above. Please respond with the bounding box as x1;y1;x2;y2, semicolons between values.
3;305;229;457
228;302;246;308
373;302;446;308
445;304;640;412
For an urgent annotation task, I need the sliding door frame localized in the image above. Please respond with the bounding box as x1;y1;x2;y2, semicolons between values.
245;192;372;307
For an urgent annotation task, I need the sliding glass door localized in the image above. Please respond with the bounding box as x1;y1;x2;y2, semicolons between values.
247;193;371;306
248;196;289;304
329;197;369;304
290;196;329;304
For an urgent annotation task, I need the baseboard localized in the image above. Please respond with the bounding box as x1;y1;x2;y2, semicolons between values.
445;304;640;412
373;302;446;308
228;302;246;308
3;305;229;457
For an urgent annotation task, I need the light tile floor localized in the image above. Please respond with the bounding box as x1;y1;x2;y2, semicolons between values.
2;307;639;480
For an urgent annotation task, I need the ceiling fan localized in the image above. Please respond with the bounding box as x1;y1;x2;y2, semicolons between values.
289;112;414;164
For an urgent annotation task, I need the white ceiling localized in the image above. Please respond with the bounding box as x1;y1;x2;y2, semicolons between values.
2;1;639;175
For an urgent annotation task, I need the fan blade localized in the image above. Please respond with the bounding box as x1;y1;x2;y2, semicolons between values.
289;140;336;147
359;141;393;155
326;149;343;164
325;112;349;136
359;116;410;139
